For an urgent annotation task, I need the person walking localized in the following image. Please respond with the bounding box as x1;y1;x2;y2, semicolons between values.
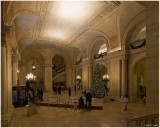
68;87;71;97
124;95;128;111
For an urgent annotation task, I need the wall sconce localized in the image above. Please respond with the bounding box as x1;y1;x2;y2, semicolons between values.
76;75;81;80
103;74;109;81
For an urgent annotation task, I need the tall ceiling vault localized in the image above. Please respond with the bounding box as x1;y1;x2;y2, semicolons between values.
2;1;145;56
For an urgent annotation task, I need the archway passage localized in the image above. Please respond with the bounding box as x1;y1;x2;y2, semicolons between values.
132;58;146;102
52;55;66;91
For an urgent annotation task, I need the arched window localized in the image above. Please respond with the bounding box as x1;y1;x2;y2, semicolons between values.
98;44;107;54
130;22;146;43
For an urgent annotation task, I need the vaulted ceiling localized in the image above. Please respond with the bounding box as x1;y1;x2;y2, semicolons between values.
2;1;145;56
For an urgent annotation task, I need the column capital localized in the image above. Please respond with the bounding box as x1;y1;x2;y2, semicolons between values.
12;53;19;62
1;33;7;47
2;23;10;34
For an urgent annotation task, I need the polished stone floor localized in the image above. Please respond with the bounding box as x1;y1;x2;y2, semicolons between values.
9;90;147;127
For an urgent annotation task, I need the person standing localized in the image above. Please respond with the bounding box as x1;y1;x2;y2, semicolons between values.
58;86;61;95
87;92;92;111
78;96;84;110
40;89;43;101
124;95;128;111
74;85;76;92
68;87;71;97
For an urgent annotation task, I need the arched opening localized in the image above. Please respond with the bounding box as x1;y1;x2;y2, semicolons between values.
132;58;146;102
52;55;66;90
76;52;82;65
93;42;107;60
130;22;146;43
76;68;82;90
21;51;44;89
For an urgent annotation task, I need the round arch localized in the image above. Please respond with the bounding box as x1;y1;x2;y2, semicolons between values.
52;52;71;67
122;10;146;50
8;10;38;26
128;53;146;102
89;36;109;61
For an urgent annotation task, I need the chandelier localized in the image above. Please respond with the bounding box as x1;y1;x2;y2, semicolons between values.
26;73;36;81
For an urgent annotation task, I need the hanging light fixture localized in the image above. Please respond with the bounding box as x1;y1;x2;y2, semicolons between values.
32;62;36;70
32;52;36;70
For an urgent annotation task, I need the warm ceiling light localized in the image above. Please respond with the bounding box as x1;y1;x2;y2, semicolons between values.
32;62;36;70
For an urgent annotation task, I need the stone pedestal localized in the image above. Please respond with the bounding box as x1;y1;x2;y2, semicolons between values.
27;103;37;116
103;96;110;103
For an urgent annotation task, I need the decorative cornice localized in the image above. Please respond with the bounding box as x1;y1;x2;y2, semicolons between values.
33;1;49;39
68;2;121;46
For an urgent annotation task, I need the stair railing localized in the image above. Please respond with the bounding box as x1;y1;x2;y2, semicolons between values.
126;114;159;127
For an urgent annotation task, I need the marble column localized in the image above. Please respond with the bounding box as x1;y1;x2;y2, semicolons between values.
121;59;128;98
88;64;93;89
6;44;14;124
19;64;27;86
66;66;72;88
146;2;159;114
82;63;89;90
12;53;19;86
1;40;8;117
44;64;52;91
72;68;76;86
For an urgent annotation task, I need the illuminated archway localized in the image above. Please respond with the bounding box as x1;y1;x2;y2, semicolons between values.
132;58;146;102
52;55;66;90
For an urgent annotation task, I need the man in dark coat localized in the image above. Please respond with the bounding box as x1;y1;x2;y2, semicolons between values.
78;96;84;110
58;86;61;95
40;89;43;101
68;87;71;96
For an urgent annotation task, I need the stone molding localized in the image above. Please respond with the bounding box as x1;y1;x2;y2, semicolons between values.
1;106;14;127
68;2;121;45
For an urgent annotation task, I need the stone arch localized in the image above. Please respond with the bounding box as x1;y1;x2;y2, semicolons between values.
121;10;146;50
52;52;71;67
128;53;146;102
8;10;38;26
88;36;109;61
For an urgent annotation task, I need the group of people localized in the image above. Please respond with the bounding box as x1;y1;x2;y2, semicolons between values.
53;86;61;95
78;92;92;111
37;89;43;101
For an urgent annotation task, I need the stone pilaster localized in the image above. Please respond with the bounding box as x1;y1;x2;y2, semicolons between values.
81;61;90;91
12;53;19;86
66;66;73;88
72;68;76;87
121;59;128;98
146;2;159;114
88;64;93;89
1;23;14;127
44;64;52;91
19;63;27;86
1;40;8;116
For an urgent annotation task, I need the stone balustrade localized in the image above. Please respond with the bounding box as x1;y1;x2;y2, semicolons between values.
126;114;159;127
